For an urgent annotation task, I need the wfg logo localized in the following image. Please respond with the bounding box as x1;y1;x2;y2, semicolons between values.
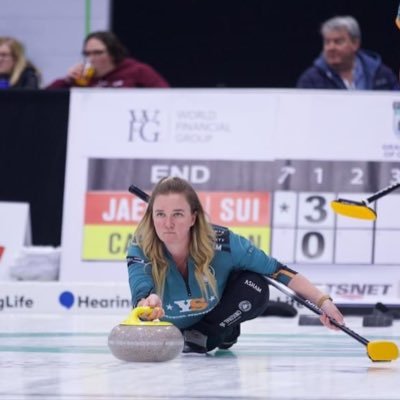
128;110;161;142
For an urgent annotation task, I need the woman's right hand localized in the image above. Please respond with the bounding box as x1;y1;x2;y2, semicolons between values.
137;294;165;320
66;63;85;81
319;300;345;331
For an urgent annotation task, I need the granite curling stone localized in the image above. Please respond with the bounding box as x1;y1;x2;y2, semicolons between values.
108;306;184;362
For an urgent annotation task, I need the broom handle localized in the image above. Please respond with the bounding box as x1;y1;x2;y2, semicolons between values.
366;182;400;204
265;276;369;346
129;185;151;202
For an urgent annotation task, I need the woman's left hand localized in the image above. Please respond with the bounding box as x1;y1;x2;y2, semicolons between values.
319;300;345;330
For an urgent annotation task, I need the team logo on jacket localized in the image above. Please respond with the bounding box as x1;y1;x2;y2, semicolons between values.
174;298;208;312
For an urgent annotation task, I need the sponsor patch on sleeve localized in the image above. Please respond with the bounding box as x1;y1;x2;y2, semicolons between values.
271;263;298;285
127;256;146;267
212;224;231;252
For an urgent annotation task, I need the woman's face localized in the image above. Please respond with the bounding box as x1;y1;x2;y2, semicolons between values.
0;43;15;74
83;38;114;76
152;193;196;249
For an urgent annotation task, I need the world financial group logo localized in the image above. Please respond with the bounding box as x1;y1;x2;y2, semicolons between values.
128;109;162;143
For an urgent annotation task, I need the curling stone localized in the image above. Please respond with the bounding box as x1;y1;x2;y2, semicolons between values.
108;306;184;362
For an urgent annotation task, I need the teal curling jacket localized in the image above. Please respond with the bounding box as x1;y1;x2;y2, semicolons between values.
127;225;279;329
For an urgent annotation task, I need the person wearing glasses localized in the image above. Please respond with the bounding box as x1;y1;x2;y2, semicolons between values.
47;31;169;88
0;36;40;89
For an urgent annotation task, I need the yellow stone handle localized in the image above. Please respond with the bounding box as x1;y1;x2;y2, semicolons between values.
120;306;172;326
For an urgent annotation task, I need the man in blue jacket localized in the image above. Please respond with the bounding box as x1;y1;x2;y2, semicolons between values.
297;16;399;90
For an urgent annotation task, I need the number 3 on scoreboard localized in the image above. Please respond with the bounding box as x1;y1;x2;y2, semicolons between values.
295;192;335;264
298;193;335;227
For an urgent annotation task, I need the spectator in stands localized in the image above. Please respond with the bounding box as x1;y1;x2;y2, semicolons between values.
47;31;169;89
0;37;40;89
297;16;400;90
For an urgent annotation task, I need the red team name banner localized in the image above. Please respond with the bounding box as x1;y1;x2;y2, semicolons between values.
83;191;271;260
84;191;270;226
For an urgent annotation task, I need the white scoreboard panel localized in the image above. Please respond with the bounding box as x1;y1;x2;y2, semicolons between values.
271;160;400;266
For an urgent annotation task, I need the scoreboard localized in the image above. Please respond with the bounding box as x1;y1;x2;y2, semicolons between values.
82;158;400;269
272;160;400;266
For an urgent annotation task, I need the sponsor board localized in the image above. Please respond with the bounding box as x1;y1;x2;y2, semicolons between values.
0;282;131;315
0;278;398;315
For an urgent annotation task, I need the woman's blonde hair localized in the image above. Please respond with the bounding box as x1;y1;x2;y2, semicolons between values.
0;37;36;86
134;177;217;300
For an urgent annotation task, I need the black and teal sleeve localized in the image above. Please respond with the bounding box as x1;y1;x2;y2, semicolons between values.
270;262;298;285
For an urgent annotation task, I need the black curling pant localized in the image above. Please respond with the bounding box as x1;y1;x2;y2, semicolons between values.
189;270;270;350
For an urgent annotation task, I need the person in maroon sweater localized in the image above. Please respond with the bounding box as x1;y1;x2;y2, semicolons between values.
47;31;169;89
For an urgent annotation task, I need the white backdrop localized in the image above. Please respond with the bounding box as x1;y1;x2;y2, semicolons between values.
60;88;400;305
